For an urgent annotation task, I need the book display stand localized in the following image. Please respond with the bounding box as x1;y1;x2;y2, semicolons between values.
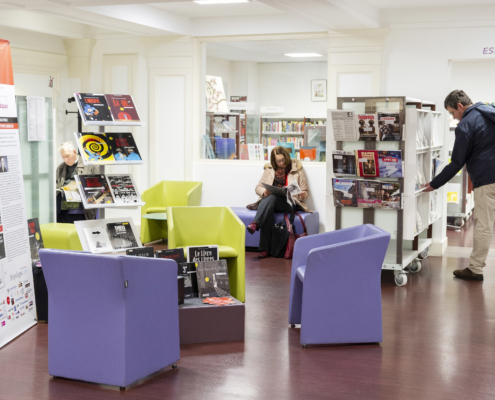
329;96;447;286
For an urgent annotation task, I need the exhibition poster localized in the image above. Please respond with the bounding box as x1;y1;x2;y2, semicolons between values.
0;39;37;348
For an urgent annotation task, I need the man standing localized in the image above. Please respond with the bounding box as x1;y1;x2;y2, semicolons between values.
425;90;495;281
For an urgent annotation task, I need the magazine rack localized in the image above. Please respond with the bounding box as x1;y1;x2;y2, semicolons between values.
329;96;447;286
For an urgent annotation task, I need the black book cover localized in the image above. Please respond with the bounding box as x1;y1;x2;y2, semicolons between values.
107;133;142;162
27;218;43;267
196;260;230;298
78;175;114;206
187;246;218;263
107;174;139;204
126;247;154;257
76;93;113;123
106;222;138;250
0;233;5;260
177;262;199;298
155;249;186;264
177;276;185;305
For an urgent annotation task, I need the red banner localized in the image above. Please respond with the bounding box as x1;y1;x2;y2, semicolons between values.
0;39;14;86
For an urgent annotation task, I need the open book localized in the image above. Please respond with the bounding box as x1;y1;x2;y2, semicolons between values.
57;181;81;202
262;181;302;207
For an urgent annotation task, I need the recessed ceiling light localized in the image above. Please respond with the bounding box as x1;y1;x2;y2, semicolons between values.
284;53;323;58
194;0;250;4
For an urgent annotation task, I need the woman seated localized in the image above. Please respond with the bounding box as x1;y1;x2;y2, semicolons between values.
247;146;311;258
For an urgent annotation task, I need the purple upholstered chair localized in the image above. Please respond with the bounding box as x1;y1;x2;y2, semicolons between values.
288;224;391;347
39;249;180;389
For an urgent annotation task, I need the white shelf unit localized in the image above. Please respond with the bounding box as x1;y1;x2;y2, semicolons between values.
330;96;447;286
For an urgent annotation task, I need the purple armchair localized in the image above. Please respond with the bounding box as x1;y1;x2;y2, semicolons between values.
39;249;180;389
288;224;391;347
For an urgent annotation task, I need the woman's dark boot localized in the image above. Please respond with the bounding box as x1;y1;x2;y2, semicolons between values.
247;222;259;235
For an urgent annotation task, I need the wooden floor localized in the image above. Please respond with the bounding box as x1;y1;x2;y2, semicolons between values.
4;218;495;400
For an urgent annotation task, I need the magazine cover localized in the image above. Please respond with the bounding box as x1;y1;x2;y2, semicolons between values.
177;262;199;298
381;182;401;210
76;175;114;206
126;247;154;257
107;133;142;162
105;94;141;123
332;178;357;207
357;180;382;208
356;114;379;141
378;151;403;178
156;249;186;264
355;150;379;177
107;174;140;205
76;93;113;123
84;227;112;252
378;113;402;141
196;260;230;298
106;222;139;250
187;246;219;263
332;151;357;176
27;218;44;268
76;133;115;163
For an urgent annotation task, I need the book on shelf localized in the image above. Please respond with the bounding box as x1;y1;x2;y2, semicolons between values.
332;151;356;176
75;93;113;124
196;260;230;298
356;150;379;177
203;135;215;159
263;120;303;134
264;145;276;161
378;151;403;178
187;246;219;263
74;132;143;165
300;146;316;161
381;182;402;210
378;113;401;141
332;178;357;207
126;247;154;257
319;141;326;162
177;262;199;298
156;249;186;264
240;144;249;160
357;114;379;141
433;157;445;178
357;180;382;208
430;191;438;223
75;174;142;208
106;222;140;251
277;142;296;159
106;94;141;123
27;218;44;268
248;144;263;162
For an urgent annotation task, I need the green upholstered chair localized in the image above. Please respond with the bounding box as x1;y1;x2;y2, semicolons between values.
140;181;202;244
40;223;83;251
168;206;246;303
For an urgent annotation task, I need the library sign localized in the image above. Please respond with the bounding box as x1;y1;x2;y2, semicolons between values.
482;47;495;55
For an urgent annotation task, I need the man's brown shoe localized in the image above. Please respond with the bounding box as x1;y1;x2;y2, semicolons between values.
453;267;483;281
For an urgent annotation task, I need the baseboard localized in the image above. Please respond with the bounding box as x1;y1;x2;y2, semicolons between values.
430;237;448;257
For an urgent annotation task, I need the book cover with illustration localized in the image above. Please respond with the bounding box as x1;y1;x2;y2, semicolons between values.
156;249;186;264
126;247;154;257
378;150;403;178
107;174;140;204
76;175;114;206
381;182;401;210
332;178;357;207
75;133;116;163
76;93;113;123
196;260;230;298
277;142;296;159
105;94;141;123
177;262;199;298
107;133;142;162
378;113;401;141
240;144;249;160
332;151;356;176
106;222;139;250
357;180;382;208
187;246;219;263
356;114;379;141
84;227;112;253
355;150;379;177
27;218;44;268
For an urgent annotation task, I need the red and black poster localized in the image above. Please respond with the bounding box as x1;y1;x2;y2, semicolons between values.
105;94;141;123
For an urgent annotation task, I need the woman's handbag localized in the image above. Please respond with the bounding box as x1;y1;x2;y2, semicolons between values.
284;212;308;259
270;218;290;258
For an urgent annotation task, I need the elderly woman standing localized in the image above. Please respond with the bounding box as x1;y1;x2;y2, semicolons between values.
56;142;99;223
247;146;311;258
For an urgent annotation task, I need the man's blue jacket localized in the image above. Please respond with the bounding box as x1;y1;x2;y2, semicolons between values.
431;102;495;189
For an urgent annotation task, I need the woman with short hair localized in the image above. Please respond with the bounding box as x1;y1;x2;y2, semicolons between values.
247;146;310;258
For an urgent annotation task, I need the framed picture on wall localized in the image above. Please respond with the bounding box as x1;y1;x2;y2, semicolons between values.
311;79;327;102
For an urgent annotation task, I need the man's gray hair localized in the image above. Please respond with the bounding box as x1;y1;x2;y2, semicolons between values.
444;90;473;110
58;142;76;153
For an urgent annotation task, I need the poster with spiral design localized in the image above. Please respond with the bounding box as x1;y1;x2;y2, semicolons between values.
77;133;115;163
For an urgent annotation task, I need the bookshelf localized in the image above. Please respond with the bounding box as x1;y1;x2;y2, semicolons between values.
207;112;241;159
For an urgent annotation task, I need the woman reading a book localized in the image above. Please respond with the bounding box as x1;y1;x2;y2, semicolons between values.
246;146;311;258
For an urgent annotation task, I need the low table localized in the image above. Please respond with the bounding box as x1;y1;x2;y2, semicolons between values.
179;297;245;345
142;212;167;221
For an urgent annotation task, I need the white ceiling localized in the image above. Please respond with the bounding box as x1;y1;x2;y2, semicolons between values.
207;39;328;63
368;0;495;7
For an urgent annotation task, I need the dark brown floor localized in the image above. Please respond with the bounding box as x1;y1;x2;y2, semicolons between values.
2;235;495;399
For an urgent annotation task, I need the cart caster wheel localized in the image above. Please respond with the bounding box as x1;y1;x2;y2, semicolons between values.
418;246;429;260
172;364;177;369
120;387;126;391
409;260;422;273
454;218;464;227
394;272;408;286
302;344;307;348
290;324;296;328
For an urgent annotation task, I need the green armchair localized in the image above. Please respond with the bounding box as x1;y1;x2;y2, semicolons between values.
168;206;246;303
40;223;83;251
140;181;202;244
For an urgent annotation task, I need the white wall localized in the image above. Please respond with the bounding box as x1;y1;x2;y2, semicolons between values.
206;56;232;100
451;59;495;104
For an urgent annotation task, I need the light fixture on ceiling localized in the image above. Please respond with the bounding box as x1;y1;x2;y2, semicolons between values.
193;0;250;4
284;53;323;58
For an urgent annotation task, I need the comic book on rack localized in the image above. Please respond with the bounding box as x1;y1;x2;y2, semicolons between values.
378;113;401;141
27;218;44;268
75;175;114;207
106;222;139;250
355;150;379;177
75;93;114;124
107;133;142;162
105;94;141;123
332;178;357;207
107;174;140;205
356;180;382;208
378;150;403;178
381;182;401;210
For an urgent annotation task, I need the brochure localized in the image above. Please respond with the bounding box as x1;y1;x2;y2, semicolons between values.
330;110;358;141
